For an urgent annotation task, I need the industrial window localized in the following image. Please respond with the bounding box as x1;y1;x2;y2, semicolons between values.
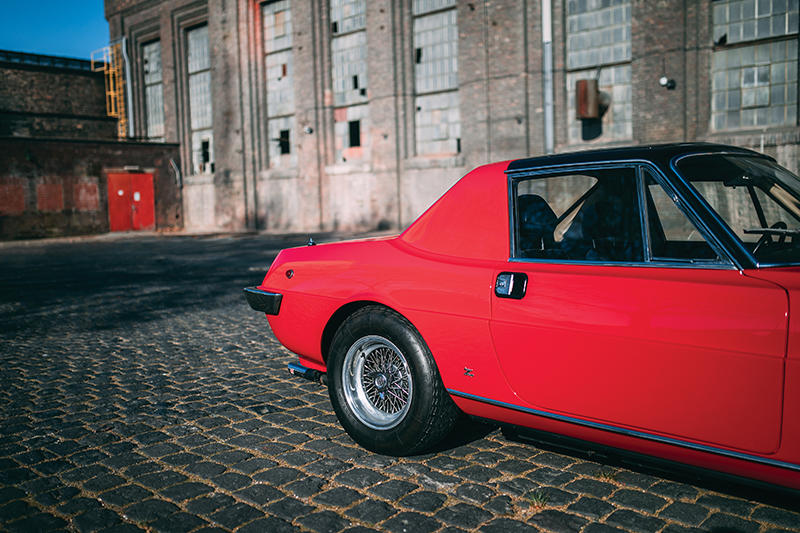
413;1;460;155
263;0;296;167
331;0;368;162
711;0;798;130
330;0;366;35
187;25;213;174
331;30;367;106
565;0;632;143
142;40;164;141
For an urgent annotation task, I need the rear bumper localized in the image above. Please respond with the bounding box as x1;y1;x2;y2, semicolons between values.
243;287;283;315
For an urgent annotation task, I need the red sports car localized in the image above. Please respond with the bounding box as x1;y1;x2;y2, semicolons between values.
245;143;800;490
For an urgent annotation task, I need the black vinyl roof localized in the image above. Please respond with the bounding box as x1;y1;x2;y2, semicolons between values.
506;143;767;173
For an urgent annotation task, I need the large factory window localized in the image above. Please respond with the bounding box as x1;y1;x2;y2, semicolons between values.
142;40;164;141
331;0;368;162
565;0;632;143
187;24;213;174
413;0;460;156
263;0;297;167
711;0;798;130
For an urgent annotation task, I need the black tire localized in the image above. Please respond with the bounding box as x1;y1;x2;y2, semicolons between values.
327;305;459;455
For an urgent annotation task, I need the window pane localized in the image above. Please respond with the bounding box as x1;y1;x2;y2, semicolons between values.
515;168;642;262
645;175;718;261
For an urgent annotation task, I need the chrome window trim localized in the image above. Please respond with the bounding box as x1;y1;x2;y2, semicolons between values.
506;159;738;269
449;389;800;473
507;257;738;270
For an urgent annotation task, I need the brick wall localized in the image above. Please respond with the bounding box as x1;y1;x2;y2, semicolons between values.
0;138;181;240
105;0;800;233
0;58;117;140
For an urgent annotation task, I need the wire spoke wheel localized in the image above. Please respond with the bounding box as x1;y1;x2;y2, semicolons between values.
342;335;412;430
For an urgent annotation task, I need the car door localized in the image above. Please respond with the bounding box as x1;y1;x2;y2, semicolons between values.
489;165;787;455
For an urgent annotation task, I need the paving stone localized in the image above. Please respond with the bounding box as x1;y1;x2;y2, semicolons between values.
485;495;515;515
334;467;387;489
659;501;709;526
752;506;800;529
532;452;576;469
369;479;418;500
0;500;37;522
610;488;668;513
497;477;538;497
266;496;314;521
480;518;539;533
456;465;502;483
83;473;127;492
99;484;154;506
400;490;447;512
239;516;300;533
701;512;761;533
233;457;278;474
124;499;181;523
649;480;698;501
527;466;577;486
298;510;354;533
149;512;208;533
186;493;237;516
529;509;588;533
284;476;326;499
212;472;252;491
209;502;265;529
137;470;188;490
567;496;615;519
345;499;398;523
614;471;660;489
304;457;352;477
184;461;226;478
426;456;469;471
236;483;286;505
417;470;461;490
564;477;616;498
455;483;495;504
34;486;81;506
435;503;493;529
696;494;756;516
606;509;666;533
314;486;364;507
583;524;627;533
160;481;214;502
382;511;441;533
5;512;68;532
73;508;123;531
535;486;578;507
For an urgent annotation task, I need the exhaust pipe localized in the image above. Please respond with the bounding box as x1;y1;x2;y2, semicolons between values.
288;362;327;385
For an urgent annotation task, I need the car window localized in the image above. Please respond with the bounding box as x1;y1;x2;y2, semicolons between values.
644;170;719;262
676;154;800;264
514;167;643;262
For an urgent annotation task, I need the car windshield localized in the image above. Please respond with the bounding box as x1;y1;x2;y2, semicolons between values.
676;154;800;265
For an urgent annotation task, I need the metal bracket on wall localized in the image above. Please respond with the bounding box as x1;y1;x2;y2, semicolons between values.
169;159;182;189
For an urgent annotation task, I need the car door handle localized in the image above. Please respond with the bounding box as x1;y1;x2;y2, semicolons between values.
495;272;528;299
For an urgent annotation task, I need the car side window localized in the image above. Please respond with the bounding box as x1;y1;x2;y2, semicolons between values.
644;170;719;262
514;167;643;262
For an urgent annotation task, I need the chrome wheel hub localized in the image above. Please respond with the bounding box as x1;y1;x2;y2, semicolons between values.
342;335;412;430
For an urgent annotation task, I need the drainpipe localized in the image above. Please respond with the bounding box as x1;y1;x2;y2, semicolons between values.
541;0;554;154
121;36;134;138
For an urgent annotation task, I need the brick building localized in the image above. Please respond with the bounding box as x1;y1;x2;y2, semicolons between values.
0;50;182;239
104;0;800;233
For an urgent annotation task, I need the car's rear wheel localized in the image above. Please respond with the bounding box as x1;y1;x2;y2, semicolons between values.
327;305;459;455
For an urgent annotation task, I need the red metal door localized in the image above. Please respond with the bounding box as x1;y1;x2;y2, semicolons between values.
107;173;155;231
130;173;155;230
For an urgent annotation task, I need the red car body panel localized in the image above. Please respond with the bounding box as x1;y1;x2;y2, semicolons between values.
255;150;800;489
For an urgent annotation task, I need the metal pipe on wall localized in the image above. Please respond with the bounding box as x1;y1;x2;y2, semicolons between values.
541;0;554;154
121;37;134;138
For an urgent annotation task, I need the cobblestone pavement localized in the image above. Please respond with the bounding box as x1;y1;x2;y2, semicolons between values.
1;233;799;532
